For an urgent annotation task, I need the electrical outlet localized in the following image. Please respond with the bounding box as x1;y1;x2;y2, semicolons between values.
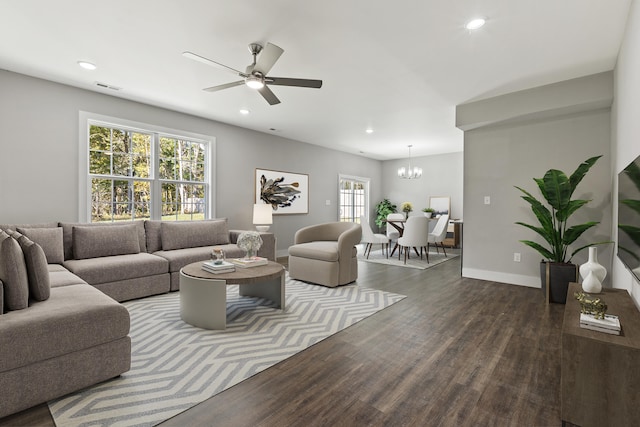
513;252;521;262
325;200;331;206
484;196;491;205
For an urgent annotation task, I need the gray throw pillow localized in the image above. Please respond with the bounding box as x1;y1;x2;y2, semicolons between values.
161;219;230;251
17;227;64;264
16;235;50;301
0;231;29;310
72;224;141;259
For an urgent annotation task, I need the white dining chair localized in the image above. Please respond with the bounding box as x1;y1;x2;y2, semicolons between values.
396;216;430;264
359;215;389;258
428;214;450;257
386;213;405;256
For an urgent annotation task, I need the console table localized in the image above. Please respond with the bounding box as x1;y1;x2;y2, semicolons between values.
561;283;640;426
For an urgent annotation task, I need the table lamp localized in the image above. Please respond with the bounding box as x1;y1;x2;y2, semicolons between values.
253;203;273;232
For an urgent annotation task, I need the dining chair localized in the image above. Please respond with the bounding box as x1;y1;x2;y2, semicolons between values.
396;216;430;264
386;213;405;256
428;214;450;257
359;215;389;258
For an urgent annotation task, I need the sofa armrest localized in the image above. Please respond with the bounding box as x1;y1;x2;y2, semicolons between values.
0;279;4;315
337;224;362;260
229;230;276;261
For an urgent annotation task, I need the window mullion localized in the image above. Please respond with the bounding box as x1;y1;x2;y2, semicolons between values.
151;133;161;220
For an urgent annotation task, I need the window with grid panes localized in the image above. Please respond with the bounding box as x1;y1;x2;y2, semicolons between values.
83;115;213;222
339;175;369;223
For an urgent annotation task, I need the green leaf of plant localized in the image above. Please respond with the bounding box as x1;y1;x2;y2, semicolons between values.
619;224;640;246
515;222;554;246
619;245;640;262
515;186;554;229
623;161;640;192
621;199;640;216
569;155;601;195
563;222;598;245
557;199;590;222
519;240;554;260
542;169;571;211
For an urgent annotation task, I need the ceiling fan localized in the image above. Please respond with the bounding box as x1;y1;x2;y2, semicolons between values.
183;43;323;105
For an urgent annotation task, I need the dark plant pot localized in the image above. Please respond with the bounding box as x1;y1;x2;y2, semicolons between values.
540;261;578;304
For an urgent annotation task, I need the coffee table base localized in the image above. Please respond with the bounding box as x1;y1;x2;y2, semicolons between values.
179;270;285;330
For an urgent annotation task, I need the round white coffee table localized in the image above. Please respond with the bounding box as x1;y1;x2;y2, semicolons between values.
179;260;285;330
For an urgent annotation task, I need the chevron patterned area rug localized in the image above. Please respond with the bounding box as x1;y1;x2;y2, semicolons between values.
358;245;459;269
48;275;404;426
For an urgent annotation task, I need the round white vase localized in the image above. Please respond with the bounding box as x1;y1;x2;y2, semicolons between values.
582;270;602;293
579;246;607;283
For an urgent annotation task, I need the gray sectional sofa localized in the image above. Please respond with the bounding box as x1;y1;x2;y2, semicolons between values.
0;218;275;418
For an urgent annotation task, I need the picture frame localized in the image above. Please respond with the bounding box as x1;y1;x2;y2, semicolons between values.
255;168;309;214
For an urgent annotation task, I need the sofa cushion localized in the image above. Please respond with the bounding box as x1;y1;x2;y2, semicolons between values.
288;241;343;262
0;231;29;310
0;222;58;232
160;219;230;251
17;227;64;264
0;283;130;373
60;221;147;261
154;244;245;273
72;224;140;260
63;252;168;285
16;235;50;302
47;264;86;288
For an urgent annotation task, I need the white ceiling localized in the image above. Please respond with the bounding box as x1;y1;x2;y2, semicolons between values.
0;0;631;160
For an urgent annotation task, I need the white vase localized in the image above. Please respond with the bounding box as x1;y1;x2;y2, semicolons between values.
582;270;602;293
579;246;607;283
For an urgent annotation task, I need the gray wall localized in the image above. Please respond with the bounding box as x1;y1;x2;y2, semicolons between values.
0;70;382;255
458;71;615;289
462;110;612;287
613;0;640;305
381;152;464;222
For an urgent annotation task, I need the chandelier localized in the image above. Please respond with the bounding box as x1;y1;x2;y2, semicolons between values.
397;145;422;179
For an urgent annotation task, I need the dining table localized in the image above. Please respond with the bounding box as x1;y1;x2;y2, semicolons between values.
385;216;437;257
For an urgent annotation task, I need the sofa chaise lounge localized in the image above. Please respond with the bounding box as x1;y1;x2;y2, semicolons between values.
0;218;275;419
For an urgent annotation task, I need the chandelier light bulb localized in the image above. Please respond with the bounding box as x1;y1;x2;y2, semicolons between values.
398;145;422;179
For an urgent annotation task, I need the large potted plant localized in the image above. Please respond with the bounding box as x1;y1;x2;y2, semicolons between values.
375;199;397;232
515;155;609;303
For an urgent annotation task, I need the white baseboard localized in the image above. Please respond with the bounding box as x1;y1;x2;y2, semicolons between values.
462;268;540;288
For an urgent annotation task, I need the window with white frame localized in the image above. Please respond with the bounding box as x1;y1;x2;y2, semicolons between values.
81;113;214;222
339;174;369;223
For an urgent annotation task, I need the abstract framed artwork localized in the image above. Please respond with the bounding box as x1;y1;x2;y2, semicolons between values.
255;168;309;214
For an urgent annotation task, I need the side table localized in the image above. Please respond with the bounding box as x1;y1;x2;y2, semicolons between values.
561;282;640;426
179;260;285;330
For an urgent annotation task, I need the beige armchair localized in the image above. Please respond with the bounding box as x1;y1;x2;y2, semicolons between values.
288;222;362;287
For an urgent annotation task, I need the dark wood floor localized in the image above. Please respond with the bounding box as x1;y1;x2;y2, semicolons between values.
1;255;565;427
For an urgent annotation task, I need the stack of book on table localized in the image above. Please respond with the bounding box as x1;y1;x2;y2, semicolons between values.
229;256;268;268
201;260;235;274
580;313;621;335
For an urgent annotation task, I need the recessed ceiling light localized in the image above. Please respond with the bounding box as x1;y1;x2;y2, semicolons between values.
465;18;486;30
239;109;250;115
77;61;97;70
366;128;374;134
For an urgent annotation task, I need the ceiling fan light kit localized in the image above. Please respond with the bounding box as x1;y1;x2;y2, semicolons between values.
183;42;322;105
245;73;264;89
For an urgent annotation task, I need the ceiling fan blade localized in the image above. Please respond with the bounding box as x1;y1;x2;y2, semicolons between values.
183;51;247;77
203;81;244;92
257;85;281;105
267;77;323;89
253;43;284;75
